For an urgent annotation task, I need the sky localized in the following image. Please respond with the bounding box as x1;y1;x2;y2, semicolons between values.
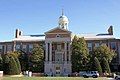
0;0;120;41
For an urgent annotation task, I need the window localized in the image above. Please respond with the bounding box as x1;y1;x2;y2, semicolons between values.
87;43;92;51
0;45;2;53
101;43;107;46
16;45;20;51
64;68;66;72
22;45;27;52
95;43;99;47
57;44;61;51
29;44;33;52
111;42;116;50
56;67;60;70
7;45;12;52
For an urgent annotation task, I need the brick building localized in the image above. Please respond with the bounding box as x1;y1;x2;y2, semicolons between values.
0;13;120;75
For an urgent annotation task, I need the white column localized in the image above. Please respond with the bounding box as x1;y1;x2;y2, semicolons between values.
68;42;71;61
45;42;48;61
64;42;67;61
49;42;52;62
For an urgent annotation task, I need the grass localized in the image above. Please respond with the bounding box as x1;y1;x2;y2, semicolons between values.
1;77;110;80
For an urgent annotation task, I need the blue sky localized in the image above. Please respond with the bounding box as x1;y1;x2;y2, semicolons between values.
0;0;120;41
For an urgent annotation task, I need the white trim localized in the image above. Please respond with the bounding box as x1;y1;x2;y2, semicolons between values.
45;27;71;34
45;33;71;34
45;38;71;42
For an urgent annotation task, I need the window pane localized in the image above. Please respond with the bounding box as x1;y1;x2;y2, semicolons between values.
29;44;33;52
0;45;2;53
95;43;99;47
111;42;116;50
87;43;92;51
16;45;20;51
22;45;27;52
7;45;12;52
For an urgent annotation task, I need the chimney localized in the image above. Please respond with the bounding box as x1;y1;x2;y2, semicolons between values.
108;25;113;35
19;31;23;36
15;29;20;38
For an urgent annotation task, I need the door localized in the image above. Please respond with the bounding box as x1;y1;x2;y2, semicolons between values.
55;66;61;76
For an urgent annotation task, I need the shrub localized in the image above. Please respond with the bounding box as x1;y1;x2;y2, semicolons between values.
9;56;20;75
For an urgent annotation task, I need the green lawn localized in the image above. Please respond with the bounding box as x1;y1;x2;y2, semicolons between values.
1;77;110;80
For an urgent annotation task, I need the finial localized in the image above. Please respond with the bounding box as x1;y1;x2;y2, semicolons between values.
62;8;64;16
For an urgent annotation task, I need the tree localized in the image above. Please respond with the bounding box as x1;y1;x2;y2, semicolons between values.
0;54;3;71
18;50;29;71
93;44;116;63
2;52;21;75
94;57;102;74
71;36;89;72
2;54;10;74
29;44;44;72
9;56;20;75
7;52;21;73
102;57;111;74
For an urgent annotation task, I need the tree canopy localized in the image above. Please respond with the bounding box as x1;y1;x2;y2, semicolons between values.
93;44;116;63
29;44;44;72
71;35;89;72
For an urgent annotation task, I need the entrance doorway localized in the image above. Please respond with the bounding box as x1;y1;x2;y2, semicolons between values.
56;66;61;76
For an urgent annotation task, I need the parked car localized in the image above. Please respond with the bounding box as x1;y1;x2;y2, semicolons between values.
115;75;120;80
82;71;99;78
79;71;86;77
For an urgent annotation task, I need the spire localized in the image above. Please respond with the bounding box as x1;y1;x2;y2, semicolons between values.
62;8;64;16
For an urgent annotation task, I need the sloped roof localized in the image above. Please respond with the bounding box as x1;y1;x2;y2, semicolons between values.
45;27;71;34
72;33;115;40
12;33;115;41
13;35;45;41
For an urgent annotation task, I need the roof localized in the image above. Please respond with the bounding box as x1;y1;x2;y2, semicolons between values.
13;35;45;41
45;27;71;34
76;33;115;40
13;33;115;41
1;33;116;42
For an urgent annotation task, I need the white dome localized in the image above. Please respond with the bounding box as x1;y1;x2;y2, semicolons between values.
58;11;69;30
59;15;69;23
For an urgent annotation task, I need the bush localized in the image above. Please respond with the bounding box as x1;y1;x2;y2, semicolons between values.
15;57;21;74
9;56;20;75
0;55;3;71
2;54;10;74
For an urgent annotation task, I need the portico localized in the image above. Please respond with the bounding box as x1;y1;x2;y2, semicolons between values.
44;30;72;76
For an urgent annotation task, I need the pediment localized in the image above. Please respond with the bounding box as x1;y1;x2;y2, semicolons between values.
45;27;71;34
